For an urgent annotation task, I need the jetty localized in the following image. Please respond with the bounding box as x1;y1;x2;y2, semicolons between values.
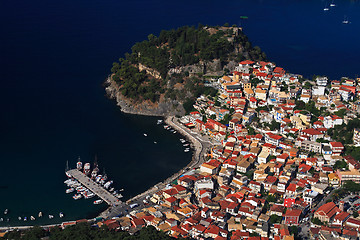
66;169;121;206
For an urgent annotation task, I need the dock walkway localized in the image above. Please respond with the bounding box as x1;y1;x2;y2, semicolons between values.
67;169;121;206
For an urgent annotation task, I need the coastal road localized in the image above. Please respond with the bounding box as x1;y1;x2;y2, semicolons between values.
101;116;212;219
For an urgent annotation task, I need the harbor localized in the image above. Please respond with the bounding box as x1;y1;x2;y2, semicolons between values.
65;169;122;207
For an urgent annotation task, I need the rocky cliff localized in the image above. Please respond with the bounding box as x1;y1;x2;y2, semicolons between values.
105;77;185;116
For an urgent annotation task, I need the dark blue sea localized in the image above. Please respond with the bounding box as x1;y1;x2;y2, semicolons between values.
0;0;359;226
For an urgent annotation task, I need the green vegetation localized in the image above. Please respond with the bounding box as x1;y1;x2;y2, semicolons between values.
110;25;267;106
333;160;348;170
269;214;282;224
327;118;360;144
333;181;360;201
311;217;324;226
3;224;179;240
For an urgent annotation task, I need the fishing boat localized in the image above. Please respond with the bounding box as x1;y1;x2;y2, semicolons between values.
91;156;100;179
30;216;35;221
66;188;75;194
48;215;54;219
76;157;83;171
94;199;103;205
59;212;64;218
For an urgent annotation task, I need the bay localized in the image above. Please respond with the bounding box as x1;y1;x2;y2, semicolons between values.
0;0;359;226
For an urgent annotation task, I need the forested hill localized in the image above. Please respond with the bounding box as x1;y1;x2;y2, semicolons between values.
108;24;267;115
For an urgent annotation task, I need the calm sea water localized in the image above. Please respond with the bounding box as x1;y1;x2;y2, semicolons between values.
0;0;359;226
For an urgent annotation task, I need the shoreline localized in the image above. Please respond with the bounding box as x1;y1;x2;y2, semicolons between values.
96;115;211;219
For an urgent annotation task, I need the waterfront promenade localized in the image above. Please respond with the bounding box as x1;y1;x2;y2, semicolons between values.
103;116;212;218
67;169;121;206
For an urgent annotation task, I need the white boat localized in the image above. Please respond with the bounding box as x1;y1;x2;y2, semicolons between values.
143;133;147;137
76;157;83;171
18;217;22;221
59;212;64;218
0;218;3;222
343;15;349;24
183;144;189;147
94;199;103;205
24;217;27;221
66;188;75;194
116;194;123;199
30;216;35;221
73;194;82;200
4;209;8;214
180;139;185;143
330;0;335;7
157;119;163;124
184;149;190;152
324;6;329;11
119;189;124;192
38;212;43;217
154;141;157;144
173;131;177;134
83;163;91;175
49;215;54;219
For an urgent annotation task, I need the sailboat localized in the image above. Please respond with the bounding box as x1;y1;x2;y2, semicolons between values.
342;15;349;24
65;160;71;178
330;0;336;7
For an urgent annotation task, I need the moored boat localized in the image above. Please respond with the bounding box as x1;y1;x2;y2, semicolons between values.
59;212;64;218
76;157;83;171
66;188;75;194
83;163;91;175
94;199;103;205
30;216;35;221
48;215;54;219
73;194;82;200
4;209;8;215
38;212;43;217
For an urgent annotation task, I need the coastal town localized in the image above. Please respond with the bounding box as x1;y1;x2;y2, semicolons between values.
92;60;360;240
3;60;360;240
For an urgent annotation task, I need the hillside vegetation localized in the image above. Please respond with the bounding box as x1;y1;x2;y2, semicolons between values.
110;24;267;111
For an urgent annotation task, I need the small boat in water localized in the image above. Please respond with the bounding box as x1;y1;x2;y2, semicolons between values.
343;15;349;24
18;216;22;221
48;215;54;219
157;119;163;124
0;218;3;222
24;217;27;221
38;212;43;218
30;216;35;221
143;133;147;137
76;157;83;171
66;188;75;194
73;194;82;200
184;148;190;152
59;212;64;218
4;209;8;215
94;199;103;205
330;0;336;7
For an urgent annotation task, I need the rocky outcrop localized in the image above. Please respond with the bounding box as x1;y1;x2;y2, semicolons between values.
105;77;185;116
138;63;162;79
